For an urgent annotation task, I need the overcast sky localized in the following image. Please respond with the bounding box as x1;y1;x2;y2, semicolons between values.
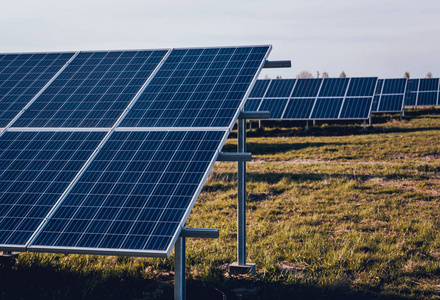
1;0;439;79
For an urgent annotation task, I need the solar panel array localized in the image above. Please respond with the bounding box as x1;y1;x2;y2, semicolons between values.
0;46;271;257
372;79;406;113
405;78;440;107
247;77;377;120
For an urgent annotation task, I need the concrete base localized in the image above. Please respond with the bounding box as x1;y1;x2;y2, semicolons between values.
228;262;256;275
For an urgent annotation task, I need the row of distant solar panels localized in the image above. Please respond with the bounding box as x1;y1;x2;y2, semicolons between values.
249;78;440;120
0;46;271;257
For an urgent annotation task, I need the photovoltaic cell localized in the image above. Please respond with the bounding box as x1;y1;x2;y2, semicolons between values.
120;46;270;128
283;98;315;119
417;92;437;106
0;131;105;248
290;79;322;98
245;98;262;111
404;79;418;106
264;79;295;98
318;78;349;97
378;95;404;112
258;98;288;119
340;97;372;119
311;98;344;119
248;79;269;98
381;78;406;94
31;130;224;254
12;50;168;128
346;77;377;97
0;53;74;127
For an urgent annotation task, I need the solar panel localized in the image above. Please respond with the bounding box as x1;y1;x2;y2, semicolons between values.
0;53;75;127
30;130;225;256
339;97;372;119
318;78;349;97
248;79;269;98
245;98;262;111
372;78;406;113
282;98;315;119
250;78;376;121
120;46;270;128
310;98;344;119
404;78;440;106
0;45;271;257
258;98;288;118
12;50;168;128
0;131;105;250
264;79;295;98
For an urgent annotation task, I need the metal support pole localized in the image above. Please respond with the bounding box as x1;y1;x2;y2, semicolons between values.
305;121;309;131
312;119;316;126
237;117;246;266
369;115;372;126
363;120;367;130
249;121;252;131
174;237;186;300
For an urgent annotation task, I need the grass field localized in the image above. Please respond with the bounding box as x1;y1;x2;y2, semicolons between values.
1;109;439;300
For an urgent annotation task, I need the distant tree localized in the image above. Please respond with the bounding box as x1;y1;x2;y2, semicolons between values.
322;72;329;78
426;72;433;78
339;71;346;78
296;71;313;78
276;75;282;79
264;74;270;80
316;71;320;78
403;72;410;79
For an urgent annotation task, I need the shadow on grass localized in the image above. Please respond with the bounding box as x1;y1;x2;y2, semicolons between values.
0;262;425;300
222;142;348;155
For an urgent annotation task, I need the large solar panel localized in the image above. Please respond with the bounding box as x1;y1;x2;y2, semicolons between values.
12;50;168;128
30;130;225;256
0;45;271;257
0;52;75;127
119;46;270;128
250;77;377;120
372;78;406;113
0;131;105;250
404;78;439;107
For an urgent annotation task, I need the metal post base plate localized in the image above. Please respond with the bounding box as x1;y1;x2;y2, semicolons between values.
228;262;256;275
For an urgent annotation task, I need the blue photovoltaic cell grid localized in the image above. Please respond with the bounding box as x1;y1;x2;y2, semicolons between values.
378;95;403;112
381;79;406;94
318;78;349;97
31;130;224;253
372;95;380;112
311;98;344;119
283;99;315;119
290;79;322;98
417;92;437;106
258;98;288;118
0;53;74;127
264;79;295;98
346;77;378;97
375;79;384;94
120;46;270;128
245;98;262;111
373;79;406;112
419;78;439;91
405;79;418;106
340;98;372;119
248;80;269;98
0;131;105;247
13;50;168;128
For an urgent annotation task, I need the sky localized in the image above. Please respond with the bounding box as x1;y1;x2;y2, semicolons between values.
1;0;439;79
